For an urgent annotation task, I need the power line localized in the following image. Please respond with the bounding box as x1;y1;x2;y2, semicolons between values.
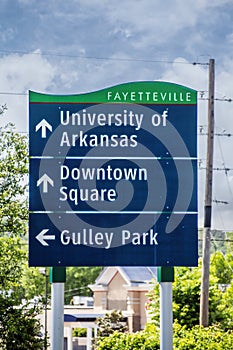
217;136;233;201
198;91;232;102
199;125;233;137
199;167;233;172
199;132;233;137
0;49;196;65
199;97;232;102
198;238;233;242
213;199;229;205
0;92;28;96
199;133;233;137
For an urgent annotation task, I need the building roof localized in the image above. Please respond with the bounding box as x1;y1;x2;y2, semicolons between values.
64;313;104;322
94;266;157;287
120;267;157;283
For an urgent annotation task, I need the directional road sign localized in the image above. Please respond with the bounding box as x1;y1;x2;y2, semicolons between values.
29;81;198;267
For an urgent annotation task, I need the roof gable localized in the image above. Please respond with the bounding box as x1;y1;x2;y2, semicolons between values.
94;267;157;286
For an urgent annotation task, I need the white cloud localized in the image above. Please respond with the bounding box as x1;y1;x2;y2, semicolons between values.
78;0;231;49
0;50;55;91
0;0;232;231
161;57;208;91
0;51;56;130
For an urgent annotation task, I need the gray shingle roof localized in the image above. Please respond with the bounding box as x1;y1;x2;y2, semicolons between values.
94;266;157;286
120;267;157;283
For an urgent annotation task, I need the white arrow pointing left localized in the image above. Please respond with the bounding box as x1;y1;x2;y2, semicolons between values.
35;119;52;138
37;174;54;193
36;229;55;246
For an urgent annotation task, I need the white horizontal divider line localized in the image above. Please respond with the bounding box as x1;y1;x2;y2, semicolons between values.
29;156;198;160
30;210;198;214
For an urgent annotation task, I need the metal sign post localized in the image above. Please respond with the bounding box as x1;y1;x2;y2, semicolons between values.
50;267;66;350
51;283;64;350
158;267;174;350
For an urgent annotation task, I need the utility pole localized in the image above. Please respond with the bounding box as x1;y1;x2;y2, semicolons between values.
200;58;215;326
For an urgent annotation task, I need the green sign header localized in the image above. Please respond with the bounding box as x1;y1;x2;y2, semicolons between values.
29;81;197;105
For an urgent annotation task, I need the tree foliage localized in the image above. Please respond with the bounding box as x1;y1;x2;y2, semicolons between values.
173;323;233;350
96;323;233;350
0;294;45;350
147;256;233;329
210;250;233;284
65;266;102;304
96;310;128;337
97;328;160;350
0;237;26;293
0;123;29;299
0;123;28;237
0;122;44;348
19;265;50;303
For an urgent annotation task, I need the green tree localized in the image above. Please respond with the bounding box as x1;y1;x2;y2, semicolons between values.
210;251;233;285
173;322;233;350
0;294;44;350
0;236;26;294
148;261;225;328
65;266;102;304
217;280;233;329
0;123;28;299
96;310;128;337
20;265;102;306
19;265;50;303
0;123;28;238
0;122;44;348
96;323;233;350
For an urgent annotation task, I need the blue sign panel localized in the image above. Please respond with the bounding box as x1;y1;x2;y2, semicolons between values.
29;213;197;267
29;157;197;213
29;81;198;267
29;103;197;158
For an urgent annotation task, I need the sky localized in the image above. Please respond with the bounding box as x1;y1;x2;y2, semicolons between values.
0;0;233;232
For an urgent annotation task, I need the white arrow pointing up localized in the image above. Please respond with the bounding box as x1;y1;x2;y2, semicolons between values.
35;119;52;138
36;229;55;246
37;174;54;193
